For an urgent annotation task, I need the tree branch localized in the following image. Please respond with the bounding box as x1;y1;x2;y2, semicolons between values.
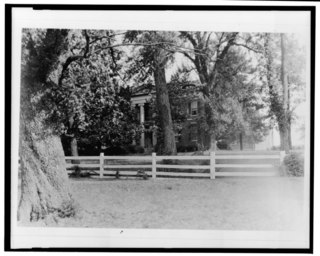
58;30;90;86
179;31;198;48
89;32;126;45
181;51;195;63
205;32;213;49
233;43;262;53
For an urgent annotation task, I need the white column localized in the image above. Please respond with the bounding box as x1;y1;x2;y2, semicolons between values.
139;104;145;147
139;104;145;123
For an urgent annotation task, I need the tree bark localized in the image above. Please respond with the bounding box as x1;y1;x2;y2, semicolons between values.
18;115;74;224
154;53;177;155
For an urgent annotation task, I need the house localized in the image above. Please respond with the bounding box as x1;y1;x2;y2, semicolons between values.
130;85;211;151
130;85;272;151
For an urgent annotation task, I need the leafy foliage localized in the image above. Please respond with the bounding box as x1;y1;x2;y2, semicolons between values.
283;152;304;177
177;31;271;148
21;29;69;122
22;29;142;153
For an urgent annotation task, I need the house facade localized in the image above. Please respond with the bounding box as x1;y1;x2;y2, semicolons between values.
131;92;211;151
131;89;271;151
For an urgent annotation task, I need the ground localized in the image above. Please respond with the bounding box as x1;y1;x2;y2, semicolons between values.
32;176;305;231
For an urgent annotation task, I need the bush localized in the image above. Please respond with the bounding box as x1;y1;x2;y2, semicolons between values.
283;152;304;177
217;140;230;150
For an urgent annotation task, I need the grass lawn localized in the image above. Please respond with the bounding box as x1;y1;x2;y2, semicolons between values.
52;176;305;231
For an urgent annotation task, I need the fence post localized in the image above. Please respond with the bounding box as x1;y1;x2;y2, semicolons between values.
210;151;215;179
280;151;286;165
100;152;104;178
152;152;157;179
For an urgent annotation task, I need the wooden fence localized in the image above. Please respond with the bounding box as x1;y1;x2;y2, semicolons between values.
65;151;285;179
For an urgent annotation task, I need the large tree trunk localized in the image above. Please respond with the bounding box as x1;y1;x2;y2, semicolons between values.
18;29;75;224
154;54;177;155
279;125;290;152
280;34;291;153
70;137;79;156
68;114;79;159
209;133;216;151
289;119;292;149
70;137;80;165
18;115;74;224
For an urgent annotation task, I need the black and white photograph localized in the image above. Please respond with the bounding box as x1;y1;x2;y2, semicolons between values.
6;3;315;252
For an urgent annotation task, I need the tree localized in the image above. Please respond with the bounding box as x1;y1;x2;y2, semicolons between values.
178;32;239;150
81;82;142;152
263;33;306;152
178;31;267;150
50;29;141;155
19;28;144;223
19;29;75;223
124;31;177;155
280;33;290;152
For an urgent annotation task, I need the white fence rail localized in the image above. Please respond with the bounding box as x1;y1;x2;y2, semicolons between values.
65;151;285;179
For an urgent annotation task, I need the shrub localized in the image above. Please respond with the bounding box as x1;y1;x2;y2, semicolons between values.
217;140;230;150
283;152;304;177
57;199;78;218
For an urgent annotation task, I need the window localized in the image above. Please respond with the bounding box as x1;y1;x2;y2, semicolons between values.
190;101;198;116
